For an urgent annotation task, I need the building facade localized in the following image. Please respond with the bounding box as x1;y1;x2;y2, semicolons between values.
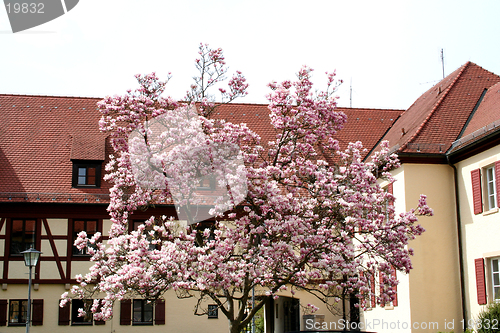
1;61;500;333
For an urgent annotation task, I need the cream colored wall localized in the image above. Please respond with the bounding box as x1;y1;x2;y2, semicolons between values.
0;283;348;333
43;219;67;236
363;167;413;333
102;219;112;237
0;285;230;333
403;163;462;333
0;220;5;257
456;145;500;322
0;217;349;332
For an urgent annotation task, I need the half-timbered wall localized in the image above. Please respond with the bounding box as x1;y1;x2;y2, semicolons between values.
0;202;232;332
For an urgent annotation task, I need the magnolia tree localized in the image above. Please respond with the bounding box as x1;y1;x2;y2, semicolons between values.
62;44;433;333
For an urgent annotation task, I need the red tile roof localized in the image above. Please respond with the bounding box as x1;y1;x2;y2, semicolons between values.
0;94;111;203
7;61;499;205
212;103;403;161
447;81;500;154
378;62;500;155
0;95;401;203
461;81;500;137
335;107;403;160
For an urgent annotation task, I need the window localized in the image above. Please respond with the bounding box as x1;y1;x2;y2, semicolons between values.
72;162;101;187
472;162;500;214
475;257;500;305
10;219;36;255
120;299;164;326
486;166;497;211
492;258;500;302
132;221;156;250
133;300;153;325
9;300;27;325
71;299;93;325
207;304;218;319
378;268;398;308
59;299;100;326
73;220;98;255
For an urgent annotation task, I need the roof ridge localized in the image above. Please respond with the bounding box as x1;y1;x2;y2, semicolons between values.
0;95;406;112
336;107;404;112
0;93;102;100
399;62;470;152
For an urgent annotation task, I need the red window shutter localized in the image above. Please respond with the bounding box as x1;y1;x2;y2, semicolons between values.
391;268;398;307
471;169;483;214
155;299;165;325
475;258;487;305
0;300;7;326
120;299;132;325
387;183;394;219
379;273;385;307
495;161;500;208
32;299;43;326
370;274;376;308
58;301;70;325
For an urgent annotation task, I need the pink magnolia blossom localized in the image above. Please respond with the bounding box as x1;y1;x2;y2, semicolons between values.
62;44;432;333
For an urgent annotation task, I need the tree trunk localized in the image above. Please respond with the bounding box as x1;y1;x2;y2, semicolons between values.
229;320;242;333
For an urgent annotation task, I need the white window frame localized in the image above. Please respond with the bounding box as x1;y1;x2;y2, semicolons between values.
485;166;497;211
492;257;500;302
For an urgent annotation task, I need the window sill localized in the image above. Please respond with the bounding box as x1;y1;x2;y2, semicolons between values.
71;322;93;325
9;322;26;326
384;305;394;310
132;322;154;326
483;207;499;216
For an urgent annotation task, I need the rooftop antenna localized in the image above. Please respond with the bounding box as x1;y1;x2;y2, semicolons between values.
441;48;445;79
349;78;352;108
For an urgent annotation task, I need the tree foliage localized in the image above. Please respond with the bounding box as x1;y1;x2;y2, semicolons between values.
61;43;432;333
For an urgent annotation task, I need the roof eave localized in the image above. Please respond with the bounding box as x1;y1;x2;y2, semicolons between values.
397;152;448;164
447;129;500;164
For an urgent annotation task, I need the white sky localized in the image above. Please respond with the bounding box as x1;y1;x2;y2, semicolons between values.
1;0;500;110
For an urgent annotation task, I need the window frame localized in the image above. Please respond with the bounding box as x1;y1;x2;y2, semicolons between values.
491;257;500;302
8;299;27;326
10;219;37;256
207;304;219;319
72;161;101;188
132;300;153;326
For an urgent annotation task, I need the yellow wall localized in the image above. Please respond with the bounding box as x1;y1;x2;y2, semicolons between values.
404;164;462;332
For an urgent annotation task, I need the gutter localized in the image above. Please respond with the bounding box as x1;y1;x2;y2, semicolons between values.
446;155;467;331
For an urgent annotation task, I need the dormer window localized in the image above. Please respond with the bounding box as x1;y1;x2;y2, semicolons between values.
72;161;101;188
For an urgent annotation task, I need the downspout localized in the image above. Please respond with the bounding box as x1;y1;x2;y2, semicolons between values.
446;156;467;331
